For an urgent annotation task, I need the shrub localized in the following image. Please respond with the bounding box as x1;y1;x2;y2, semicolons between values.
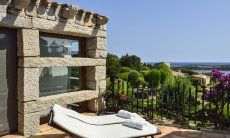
181;68;198;76
145;69;161;87
140;70;150;78
120;67;131;73
139;76;147;86
128;70;141;87
155;63;174;84
141;66;150;71
118;72;129;81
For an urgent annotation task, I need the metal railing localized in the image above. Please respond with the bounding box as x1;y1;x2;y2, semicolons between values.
105;79;230;130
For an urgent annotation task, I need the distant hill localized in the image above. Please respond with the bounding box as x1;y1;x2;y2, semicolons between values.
146;62;230;71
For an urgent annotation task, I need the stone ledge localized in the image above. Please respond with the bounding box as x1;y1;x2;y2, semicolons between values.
18;57;106;67
18;90;99;114
32;17;107;37
0;12;106;37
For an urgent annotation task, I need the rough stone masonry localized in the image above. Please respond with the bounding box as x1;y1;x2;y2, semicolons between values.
0;0;109;137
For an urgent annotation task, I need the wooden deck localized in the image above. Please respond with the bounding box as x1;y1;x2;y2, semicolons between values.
2;124;230;138
1;112;229;138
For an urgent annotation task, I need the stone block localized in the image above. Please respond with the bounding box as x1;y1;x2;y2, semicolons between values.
0;12;32;28
18;112;40;137
86;50;107;59
47;3;59;20
11;0;31;11
61;5;78;19
0;5;8;13
86;80;106;92
87;97;106;112
25;1;38;17
86;66;106;81
17;29;40;57
86;37;106;50
0;0;10;6
37;4;48;18
18;68;39;102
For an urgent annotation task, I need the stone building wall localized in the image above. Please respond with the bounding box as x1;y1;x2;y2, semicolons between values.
0;0;108;137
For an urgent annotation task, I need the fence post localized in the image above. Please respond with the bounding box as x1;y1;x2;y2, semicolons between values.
221;88;225;129
122;80;124;92
209;87;212;112
177;82;180;122
161;87;163;121
147;86;150;117
152;87;155;119
126;81;129;96
194;85;198;125
166;86;169;118
118;80;121;93
131;85;134;113
126;81;129;111
142;85;144;113
201;85;205;126
227;87;230;122
173;86;176;119
182;84;185;126
111;78;115;107
188;87;192;124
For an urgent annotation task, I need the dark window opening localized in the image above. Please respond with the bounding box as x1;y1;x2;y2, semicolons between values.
39;66;81;97
39;34;81;58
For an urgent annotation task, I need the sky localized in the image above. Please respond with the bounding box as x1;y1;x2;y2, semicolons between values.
57;0;230;62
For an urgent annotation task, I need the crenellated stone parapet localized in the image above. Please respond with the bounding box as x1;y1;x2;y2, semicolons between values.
1;0;109;27
61;4;78;19
11;0;31;10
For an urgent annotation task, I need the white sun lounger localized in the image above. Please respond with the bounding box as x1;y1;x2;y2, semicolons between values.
52;105;161;138
53;104;144;125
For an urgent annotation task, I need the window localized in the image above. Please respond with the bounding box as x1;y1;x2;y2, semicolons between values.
40;35;79;58
39;34;85;97
39;67;80;97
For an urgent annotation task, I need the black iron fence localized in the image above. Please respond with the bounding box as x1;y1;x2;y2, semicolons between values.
105;79;230;130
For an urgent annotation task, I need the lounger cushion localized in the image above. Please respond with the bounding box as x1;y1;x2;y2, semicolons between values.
53;104;144;125
52;105;161;138
53;111;161;138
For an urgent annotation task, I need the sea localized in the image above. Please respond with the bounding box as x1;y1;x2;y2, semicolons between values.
147;62;230;74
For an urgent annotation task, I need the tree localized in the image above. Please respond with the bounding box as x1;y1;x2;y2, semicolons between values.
141;66;150;71
118;72;129;81
120;67;131;73
128;70;140;87
145;69;161;87
106;54;121;80
140;70;150;78
156;63;174;84
181;68;198;76
120;54;142;71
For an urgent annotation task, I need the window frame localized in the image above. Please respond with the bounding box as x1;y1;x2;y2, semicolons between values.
39;33;87;96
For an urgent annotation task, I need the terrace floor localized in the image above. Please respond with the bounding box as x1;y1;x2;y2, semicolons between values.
1;113;229;138
3;124;229;138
